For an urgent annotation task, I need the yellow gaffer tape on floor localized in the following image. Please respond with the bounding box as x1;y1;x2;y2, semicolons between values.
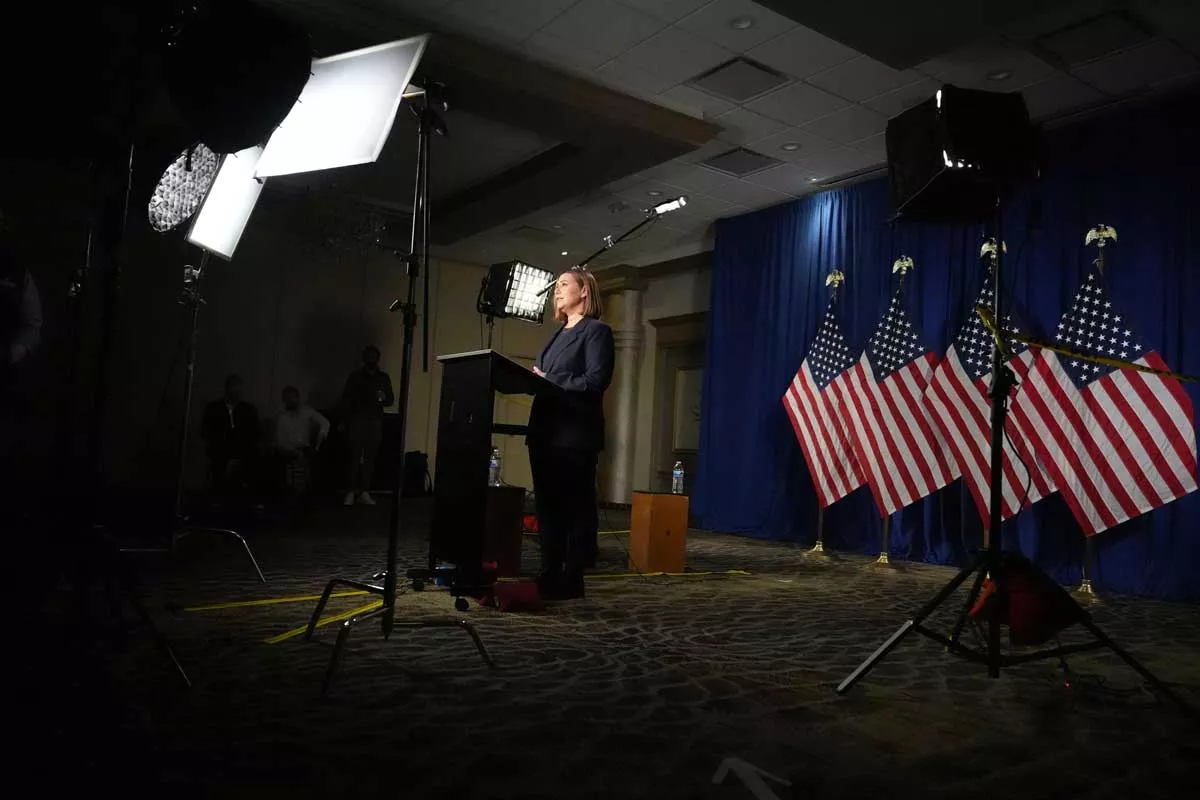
586;569;752;579
265;600;384;645
182;590;370;613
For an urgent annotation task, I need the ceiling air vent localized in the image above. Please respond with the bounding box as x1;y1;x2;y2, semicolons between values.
688;57;789;102
509;225;563;242
699;147;783;177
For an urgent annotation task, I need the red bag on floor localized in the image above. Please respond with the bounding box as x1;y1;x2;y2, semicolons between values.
969;557;1083;646
480;579;543;612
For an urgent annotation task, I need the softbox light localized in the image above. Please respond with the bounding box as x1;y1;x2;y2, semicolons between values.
162;0;311;154
254;36;429;179
186;146;265;260
886;85;1040;221
479;261;554;324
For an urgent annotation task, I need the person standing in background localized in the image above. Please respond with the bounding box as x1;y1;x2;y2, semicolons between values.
340;345;393;506
272;385;329;504
201;374;260;507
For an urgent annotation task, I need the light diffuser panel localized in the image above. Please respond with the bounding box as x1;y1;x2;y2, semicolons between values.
254;36;429;179
187;146;265;260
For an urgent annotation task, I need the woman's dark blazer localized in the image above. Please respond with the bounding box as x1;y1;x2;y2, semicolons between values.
526;317;615;453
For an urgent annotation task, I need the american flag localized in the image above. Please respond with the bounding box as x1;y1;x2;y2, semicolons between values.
782;298;864;507
925;275;1055;523
840;282;955;515
1009;271;1197;535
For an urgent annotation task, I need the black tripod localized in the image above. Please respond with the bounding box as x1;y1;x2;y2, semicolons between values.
836;201;1192;716
118;250;265;582
304;85;494;697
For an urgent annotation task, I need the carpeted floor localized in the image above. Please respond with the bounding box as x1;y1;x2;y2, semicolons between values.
19;499;1200;799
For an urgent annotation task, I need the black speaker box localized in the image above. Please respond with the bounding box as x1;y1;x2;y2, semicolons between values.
886;85;1040;221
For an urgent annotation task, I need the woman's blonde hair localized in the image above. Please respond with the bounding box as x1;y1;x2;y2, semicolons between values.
554;267;603;323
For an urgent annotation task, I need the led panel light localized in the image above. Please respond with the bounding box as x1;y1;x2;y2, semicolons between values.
254;36;429;178
148;144;221;232
187;146;265;260
480;260;554;324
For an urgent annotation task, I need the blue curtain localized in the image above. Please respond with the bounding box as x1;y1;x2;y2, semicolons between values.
694;89;1200;602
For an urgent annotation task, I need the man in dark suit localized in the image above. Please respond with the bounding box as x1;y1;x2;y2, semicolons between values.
200;374;260;507
527;267;615;599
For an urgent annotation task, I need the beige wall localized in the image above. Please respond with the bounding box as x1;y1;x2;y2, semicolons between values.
631;267;711;494
102;192;549;493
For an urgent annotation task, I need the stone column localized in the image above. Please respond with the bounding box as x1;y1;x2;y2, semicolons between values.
598;267;644;505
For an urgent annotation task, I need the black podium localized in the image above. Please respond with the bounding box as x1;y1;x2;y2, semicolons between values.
424;349;552;589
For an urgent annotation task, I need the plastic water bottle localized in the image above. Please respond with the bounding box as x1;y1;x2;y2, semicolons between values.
488;447;502;486
671;461;685;495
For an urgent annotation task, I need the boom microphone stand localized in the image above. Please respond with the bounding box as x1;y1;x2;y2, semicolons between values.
835;196;1192;715
304;84;494;697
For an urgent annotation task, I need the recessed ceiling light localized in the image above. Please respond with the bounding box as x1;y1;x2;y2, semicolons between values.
561;250;569;256
551;224;563;229
987;69;1012;81
808;177;819;183
780;142;801;152
647;190;663;197
729;17;755;30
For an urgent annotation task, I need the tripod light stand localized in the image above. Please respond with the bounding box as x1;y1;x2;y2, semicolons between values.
835;86;1191;716
303;83;495;698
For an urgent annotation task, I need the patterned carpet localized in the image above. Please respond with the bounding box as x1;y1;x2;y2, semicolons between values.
18;499;1200;799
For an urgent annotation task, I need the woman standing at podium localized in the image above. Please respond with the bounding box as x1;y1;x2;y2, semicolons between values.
528;267;614;600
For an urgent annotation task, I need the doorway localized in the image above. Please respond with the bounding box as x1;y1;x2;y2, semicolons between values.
650;313;706;495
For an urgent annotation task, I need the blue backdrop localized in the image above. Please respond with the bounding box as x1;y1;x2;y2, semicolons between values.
694;89;1200;602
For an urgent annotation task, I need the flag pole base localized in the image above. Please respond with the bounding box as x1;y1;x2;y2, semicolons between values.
804;540;837;562
1071;578;1101;605
870;552;902;570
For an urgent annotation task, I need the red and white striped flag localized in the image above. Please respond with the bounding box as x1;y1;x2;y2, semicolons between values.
925;274;1055;523
1009;270;1197;535
841;277;955;515
782;297;864;507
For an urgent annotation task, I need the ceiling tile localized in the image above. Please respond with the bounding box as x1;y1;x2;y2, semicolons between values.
673;0;797;53
861;78;940;119
536;0;666;59
743;126;836;162
614;0;711;23
1020;73;1105;120
746;25;861;80
1034;12;1152;66
1071;39;1200;96
793;146;880;181
654;162;739;195
709;179;793;210
615;178;689;208
806;56;923;102
849;132;888;164
668;190;740;220
800;105;887;144
524;30;613;70
918;41;1056;91
595;58;677;96
742;163;813;195
656;84;736;120
608;25;736;86
442;0;579;40
745;82;851;125
714;107;788;144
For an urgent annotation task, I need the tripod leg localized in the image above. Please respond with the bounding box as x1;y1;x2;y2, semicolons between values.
176;526;267;583
457;620;496;669
837;556;984;696
305;580;341;641
322;618;356;699
1077;615;1197;718
946;561;990;647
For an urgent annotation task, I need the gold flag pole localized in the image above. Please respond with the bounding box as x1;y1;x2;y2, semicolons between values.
872;257;914;570
806;269;845;564
978;238;1006;550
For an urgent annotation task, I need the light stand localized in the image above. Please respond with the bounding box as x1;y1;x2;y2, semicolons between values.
119;251;265;582
304;85;494;697
835;197;1192;716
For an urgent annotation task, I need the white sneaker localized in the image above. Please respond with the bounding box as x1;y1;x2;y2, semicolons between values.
357;492;376;506
343;492;356;506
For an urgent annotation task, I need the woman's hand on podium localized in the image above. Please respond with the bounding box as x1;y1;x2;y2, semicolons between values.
532;366;545;377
